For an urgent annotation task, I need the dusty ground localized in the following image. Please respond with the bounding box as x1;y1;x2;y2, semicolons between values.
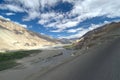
0;47;76;80
31;38;120;80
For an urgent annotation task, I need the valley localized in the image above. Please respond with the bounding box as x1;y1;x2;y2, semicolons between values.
0;46;76;80
0;17;120;80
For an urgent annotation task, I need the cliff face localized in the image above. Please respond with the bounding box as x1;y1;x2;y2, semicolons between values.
0;18;59;51
75;22;120;49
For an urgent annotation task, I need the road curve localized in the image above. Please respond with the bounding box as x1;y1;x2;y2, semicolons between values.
34;38;120;80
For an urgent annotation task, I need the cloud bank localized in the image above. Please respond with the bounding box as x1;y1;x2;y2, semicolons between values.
0;0;120;38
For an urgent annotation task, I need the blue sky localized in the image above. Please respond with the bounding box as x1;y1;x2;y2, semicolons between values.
0;0;120;39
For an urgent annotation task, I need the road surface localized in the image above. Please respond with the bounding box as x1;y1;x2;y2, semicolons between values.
34;38;120;80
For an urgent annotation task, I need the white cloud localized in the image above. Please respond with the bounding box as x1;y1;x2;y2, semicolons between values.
39;0;120;31
23;11;40;21
59;21;111;39
50;29;64;32
0;15;28;28
38;19;48;25
0;15;11;21
67;27;83;33
0;0;120;35
57;21;79;28
5;12;15;16
0;4;24;12
13;22;28;28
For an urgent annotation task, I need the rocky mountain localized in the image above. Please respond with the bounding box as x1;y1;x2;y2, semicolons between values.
0;17;60;52
58;38;73;44
75;22;120;49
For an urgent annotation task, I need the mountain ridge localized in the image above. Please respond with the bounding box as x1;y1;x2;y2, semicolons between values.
0;17;61;52
74;22;120;49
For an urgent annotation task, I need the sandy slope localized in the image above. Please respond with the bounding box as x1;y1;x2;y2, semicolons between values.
0;18;59;52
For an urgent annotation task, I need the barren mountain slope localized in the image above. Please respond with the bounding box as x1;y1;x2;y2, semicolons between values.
0;18;59;51
75;22;120;49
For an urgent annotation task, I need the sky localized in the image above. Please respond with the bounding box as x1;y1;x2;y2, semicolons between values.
0;0;120;39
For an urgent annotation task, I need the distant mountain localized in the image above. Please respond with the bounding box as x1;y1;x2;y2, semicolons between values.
75;22;120;49
0;17;61;52
32;32;60;44
57;38;73;44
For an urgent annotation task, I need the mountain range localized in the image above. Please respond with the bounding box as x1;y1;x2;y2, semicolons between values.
0;17;61;52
